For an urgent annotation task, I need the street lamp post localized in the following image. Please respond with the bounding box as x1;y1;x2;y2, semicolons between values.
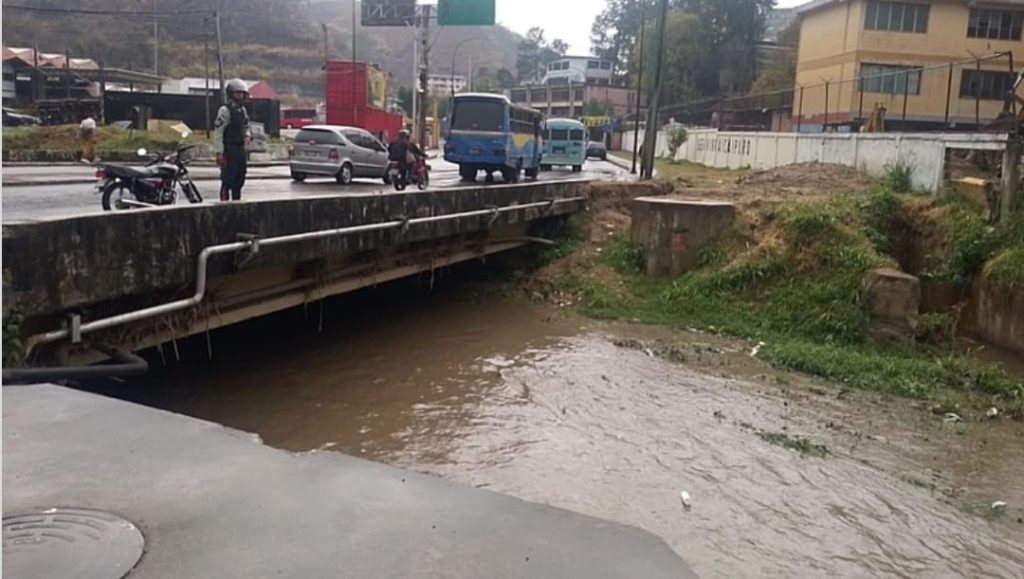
450;37;478;96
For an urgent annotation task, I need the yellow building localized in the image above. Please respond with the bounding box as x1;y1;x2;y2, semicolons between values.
794;0;1024;130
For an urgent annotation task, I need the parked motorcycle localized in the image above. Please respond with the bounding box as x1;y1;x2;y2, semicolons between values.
95;144;203;211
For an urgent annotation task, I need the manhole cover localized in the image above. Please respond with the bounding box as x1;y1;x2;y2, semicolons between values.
3;508;144;579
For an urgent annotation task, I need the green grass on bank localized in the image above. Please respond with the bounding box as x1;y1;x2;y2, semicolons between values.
3;125;208;154
549;185;1024;417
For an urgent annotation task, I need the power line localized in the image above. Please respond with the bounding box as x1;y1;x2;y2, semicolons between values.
5;4;214;17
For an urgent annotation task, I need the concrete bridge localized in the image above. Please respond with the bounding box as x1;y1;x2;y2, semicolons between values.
3;181;588;365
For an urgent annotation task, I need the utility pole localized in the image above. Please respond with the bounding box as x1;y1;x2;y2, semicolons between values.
418;3;432;146
153;0;159;75
352;0;358;125
204;22;211;136
412;26;418;133
631;0;647;175
215;8;226;103
640;0;668;180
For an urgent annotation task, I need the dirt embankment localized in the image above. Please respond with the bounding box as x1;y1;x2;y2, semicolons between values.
532;162;875;298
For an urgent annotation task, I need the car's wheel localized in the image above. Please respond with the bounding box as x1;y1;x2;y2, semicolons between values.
336;163;353;185
572;165;583;173
502;168;520;183
291;172;307;183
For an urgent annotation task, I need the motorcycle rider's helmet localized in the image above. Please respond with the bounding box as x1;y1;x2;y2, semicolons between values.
224;78;249;97
399;129;410;139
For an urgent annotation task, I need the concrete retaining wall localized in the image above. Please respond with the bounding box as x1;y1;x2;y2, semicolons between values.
622;129;1008;191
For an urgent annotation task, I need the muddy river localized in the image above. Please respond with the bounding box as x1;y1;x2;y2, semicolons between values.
97;284;1024;578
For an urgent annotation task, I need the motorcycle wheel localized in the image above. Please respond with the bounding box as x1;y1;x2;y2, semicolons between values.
101;182;136;211
417;172;429;190
393;172;407;191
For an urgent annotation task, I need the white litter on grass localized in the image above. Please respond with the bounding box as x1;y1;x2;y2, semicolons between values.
750;341;766;357
991;501;1008;512
943;412;962;423
986;407;1000;419
679;491;692;511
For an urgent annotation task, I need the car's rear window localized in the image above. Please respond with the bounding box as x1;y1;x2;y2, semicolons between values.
295;129;340;145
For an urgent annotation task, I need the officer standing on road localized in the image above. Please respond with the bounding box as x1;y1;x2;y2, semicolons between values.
214;78;251;201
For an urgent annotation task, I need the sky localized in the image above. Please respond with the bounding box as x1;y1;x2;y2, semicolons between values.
495;0;809;55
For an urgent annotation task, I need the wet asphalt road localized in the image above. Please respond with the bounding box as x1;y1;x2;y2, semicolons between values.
1;158;627;223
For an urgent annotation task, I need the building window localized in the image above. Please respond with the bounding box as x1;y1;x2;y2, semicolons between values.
588;61;600;69
600;61;612;70
967;9;1023;40
960;69;1017;100
864;1;929;33
859;64;922;94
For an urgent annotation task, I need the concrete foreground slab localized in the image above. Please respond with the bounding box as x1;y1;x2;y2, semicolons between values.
3;385;697;578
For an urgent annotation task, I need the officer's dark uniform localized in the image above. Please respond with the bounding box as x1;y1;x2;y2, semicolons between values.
214;100;249;201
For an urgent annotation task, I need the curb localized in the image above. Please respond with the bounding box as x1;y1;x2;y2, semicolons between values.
605;153;637;172
2;174;294;188
2;161;290;168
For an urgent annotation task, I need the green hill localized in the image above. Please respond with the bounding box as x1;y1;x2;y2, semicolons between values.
2;0;522;104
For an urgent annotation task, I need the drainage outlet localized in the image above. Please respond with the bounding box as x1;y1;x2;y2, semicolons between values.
3;508;145;579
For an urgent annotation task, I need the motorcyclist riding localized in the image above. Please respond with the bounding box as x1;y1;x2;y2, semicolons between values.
388;130;414;182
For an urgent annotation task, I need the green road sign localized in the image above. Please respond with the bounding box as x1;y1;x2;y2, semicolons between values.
437;0;495;26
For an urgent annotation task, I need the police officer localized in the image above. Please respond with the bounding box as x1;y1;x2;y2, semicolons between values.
214;78;251;201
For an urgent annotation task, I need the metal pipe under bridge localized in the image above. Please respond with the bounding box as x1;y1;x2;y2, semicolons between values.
2;181;590;366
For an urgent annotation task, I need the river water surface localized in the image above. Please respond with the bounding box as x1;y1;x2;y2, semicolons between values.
103;287;1024;578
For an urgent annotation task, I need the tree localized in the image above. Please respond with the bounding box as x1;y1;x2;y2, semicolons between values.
750;52;796;94
634;11;707;102
397;86;414;117
516;27;569;83
666;126;688;160
583;100;615;116
592;0;775;97
496;68;517;88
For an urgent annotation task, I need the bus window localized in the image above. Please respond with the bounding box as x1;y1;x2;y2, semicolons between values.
510;107;535;135
569;129;585;141
451;101;504;132
549;129;569;140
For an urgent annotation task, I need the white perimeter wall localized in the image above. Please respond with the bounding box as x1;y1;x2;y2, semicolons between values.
622;129;1008;191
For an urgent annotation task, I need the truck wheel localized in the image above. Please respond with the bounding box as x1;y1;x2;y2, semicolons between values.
459;166;476;182
291;172;307;183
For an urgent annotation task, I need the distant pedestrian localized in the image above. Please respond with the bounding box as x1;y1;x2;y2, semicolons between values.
79;116;97;163
214;78;251;201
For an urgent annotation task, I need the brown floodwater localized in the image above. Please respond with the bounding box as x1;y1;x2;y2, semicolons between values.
101;286;1024;578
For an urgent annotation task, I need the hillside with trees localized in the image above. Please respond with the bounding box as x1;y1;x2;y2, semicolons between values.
2;0;523;104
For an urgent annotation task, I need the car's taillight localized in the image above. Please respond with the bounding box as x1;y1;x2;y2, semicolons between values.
328;148;339;160
94;168;106;179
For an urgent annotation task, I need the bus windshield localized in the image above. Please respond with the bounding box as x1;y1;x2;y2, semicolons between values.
451;100;504;132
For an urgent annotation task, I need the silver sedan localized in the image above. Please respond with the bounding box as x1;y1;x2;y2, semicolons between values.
289;125;390;185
